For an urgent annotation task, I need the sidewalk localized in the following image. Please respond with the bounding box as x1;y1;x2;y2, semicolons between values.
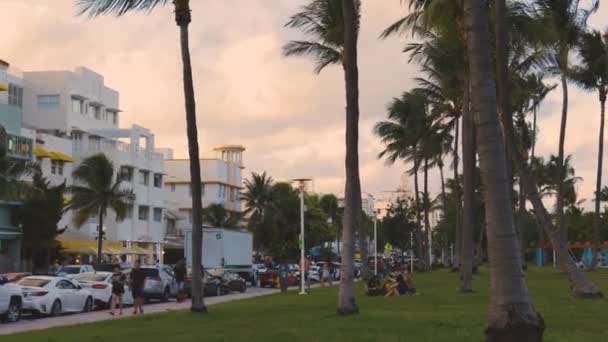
0;287;278;336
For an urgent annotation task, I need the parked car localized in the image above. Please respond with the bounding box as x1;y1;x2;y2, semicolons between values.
259;268;298;288
124;266;176;302
0;272;31;283
55;265;95;279
17;276;93;317
252;264;267;285
184;270;230;297
74;272;134;309
209;270;247;293
0;275;22;323
308;265;321;283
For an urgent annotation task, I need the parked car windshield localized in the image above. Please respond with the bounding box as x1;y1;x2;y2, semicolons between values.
141;268;159;278
58;266;81;274
75;273;108;282
18;278;51;287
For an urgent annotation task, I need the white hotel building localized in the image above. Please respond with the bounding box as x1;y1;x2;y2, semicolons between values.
21;67;166;260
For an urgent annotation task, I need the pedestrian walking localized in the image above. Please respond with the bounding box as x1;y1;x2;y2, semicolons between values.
173;259;187;302
278;261;289;293
109;266;125;316
321;261;332;287
130;259;146;315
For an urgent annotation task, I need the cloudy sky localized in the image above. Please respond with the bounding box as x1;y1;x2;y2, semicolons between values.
2;0;607;208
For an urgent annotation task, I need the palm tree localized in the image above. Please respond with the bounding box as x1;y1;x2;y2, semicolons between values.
0;126;37;200
495;0;602;297
570;29;608;269
203;203;240;228
375;92;428;268
68;153;134;263
283;0;361;315
463;0;544;339
242;172;274;252
533;0;598;240
77;0;207;313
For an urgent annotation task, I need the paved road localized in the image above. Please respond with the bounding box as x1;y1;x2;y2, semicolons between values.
0;286;278;336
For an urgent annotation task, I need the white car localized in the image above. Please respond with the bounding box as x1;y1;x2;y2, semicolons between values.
0;275;22;323
308;265;321;282
74;272;133;309
55;265;95;279
17;276;94;316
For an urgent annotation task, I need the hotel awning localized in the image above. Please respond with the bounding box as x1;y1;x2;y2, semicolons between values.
35;147;75;163
0;84;8;91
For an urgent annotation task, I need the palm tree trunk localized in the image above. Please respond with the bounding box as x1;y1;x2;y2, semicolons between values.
423;158;432;268
519;177;527;270
461;75;474;292
493;1;601;298
452;118;462;271
439;160;447;217
531;107;537;161
174;0;206;313
465;0;545;339
337;0;360;316
557;74;568;240
97;207;104;264
413;166;425;268
592;92;606;270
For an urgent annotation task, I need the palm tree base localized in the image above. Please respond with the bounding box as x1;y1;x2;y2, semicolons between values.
336;305;359;316
485;312;545;342
190;305;208;314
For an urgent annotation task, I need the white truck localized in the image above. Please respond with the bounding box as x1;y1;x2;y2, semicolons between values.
184;228;254;284
0;275;22;323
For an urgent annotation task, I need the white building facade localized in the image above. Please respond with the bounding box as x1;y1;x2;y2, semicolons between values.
21;67;166;260
162;146;245;242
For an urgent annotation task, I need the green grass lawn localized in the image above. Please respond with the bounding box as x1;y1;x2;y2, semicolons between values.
6;267;608;342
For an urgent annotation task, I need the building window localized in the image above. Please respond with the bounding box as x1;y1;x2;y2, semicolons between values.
153;174;162;188
51;160;64;176
138;170;149;185
90;104;101;119
71;97;86;114
89;136;101;151
138;206;149;221
119;166;134;182
125;205;133;219
107;110;118;125
153;208;163;222
37;95;60;111
170;184;175;192
8;84;23;107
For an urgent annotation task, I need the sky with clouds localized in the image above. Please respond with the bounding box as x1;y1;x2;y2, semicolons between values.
1;0;607;208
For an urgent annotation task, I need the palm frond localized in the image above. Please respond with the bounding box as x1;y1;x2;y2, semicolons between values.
282;40;342;73
77;0;168;17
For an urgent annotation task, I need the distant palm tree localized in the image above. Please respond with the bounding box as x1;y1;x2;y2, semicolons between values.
242;172;273;223
0;126;37;200
570;29;608;269
77;0;207;313
533;0;598;240
283;0;362;315
203;203;240;228
68;153;134;263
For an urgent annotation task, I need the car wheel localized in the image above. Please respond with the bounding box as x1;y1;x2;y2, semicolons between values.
3;301;21;323
50;300;62;317
161;288;170;303
83;297;93;313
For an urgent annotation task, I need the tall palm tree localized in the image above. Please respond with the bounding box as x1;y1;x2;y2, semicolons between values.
77;0;207;313
0;126;37;200
242;172;274;251
495;0;602;297
533;0;598;240
463;0;544;340
570;29;608;269
202;203;240;228
375;92;428;268
69;153;134;263
283;0;361;315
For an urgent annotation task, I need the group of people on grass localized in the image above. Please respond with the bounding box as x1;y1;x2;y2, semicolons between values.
366;271;417;297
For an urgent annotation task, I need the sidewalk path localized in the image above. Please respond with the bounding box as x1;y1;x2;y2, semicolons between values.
0;287;279;336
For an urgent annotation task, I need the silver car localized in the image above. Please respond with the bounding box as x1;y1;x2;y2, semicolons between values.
130;266;176;302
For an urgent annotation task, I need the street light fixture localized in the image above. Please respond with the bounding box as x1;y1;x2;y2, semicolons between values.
292;178;312;295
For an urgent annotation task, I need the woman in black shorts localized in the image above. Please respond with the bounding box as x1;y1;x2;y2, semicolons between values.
109;266;125;316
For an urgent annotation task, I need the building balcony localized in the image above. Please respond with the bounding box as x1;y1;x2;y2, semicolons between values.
6;133;33;160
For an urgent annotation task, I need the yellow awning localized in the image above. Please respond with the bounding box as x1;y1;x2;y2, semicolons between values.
56;240;123;249
35;146;53;159
0;84;8;91
48;151;75;163
61;247;98;255
130;246;153;255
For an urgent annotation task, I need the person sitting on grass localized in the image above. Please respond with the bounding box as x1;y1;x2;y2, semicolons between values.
385;274;416;297
366;275;385;296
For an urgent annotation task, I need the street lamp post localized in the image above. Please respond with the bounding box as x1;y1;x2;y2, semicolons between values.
293;178;312;295
373;211;378;276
